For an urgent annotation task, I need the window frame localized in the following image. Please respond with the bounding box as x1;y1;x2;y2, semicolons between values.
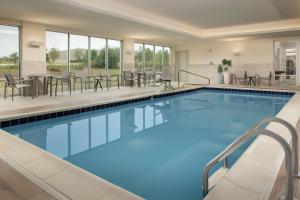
134;42;172;72
45;30;123;74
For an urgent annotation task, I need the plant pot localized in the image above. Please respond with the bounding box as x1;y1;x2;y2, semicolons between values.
223;71;231;84
218;73;224;84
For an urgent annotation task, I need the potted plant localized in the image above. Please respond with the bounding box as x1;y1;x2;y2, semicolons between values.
217;64;224;84
221;59;232;84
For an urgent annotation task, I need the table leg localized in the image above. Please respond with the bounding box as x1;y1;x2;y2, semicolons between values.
137;74;141;87
50;77;53;97
43;77;47;95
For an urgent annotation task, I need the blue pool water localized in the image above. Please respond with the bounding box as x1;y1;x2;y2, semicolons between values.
5;89;292;200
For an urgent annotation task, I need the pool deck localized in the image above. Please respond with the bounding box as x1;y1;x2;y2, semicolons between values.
0;84;299;200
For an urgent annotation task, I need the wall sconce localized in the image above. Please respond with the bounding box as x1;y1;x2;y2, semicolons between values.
233;50;241;56
29;41;45;48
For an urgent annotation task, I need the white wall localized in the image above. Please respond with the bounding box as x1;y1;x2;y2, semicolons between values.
175;38;274;84
21;22;46;76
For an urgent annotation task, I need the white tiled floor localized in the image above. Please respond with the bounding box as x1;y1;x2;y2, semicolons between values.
0;86;167;121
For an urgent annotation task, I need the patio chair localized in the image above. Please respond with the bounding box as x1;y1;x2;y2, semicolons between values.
232;71;247;85
256;72;272;86
155;67;173;90
122;71;137;87
145;69;156;85
73;70;95;93
4;73;34;101
53;71;72;96
98;72;120;90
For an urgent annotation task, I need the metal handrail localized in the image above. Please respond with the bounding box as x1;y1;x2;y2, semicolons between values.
177;70;210;88
220;117;299;177
202;128;294;200
252;117;299;177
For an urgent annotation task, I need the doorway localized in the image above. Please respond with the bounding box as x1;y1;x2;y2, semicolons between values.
176;50;189;82
274;40;298;86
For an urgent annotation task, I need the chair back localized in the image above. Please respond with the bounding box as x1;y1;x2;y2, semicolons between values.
77;69;89;81
4;73;15;86
122;71;133;79
145;68;155;75
61;72;71;83
160;67;172;80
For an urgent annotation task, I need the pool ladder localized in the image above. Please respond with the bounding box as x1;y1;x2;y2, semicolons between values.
202;117;300;200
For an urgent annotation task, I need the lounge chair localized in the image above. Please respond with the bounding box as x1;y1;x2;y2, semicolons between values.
53;71;72;96
73;70;95;93
4;73;34;101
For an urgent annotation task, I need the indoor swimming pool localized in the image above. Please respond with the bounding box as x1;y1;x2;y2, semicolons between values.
4;88;293;200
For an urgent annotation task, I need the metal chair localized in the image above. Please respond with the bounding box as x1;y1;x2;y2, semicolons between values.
145;69;156;85
155;67;173;90
73;70;95;93
99;72;120;90
256;71;272;86
53;72;72;96
122;71;136;87
4;73;34;101
233;71;247;85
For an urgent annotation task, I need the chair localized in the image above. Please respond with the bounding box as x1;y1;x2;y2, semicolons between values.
73;70;95;93
53;72;72;96
145;69;156;85
256;72;272;86
99;72;120;90
122;71;137;87
233;71;247;85
4;73;34;101
155;67;173;90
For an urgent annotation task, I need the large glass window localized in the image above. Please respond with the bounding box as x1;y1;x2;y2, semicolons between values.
46;31;68;76
134;43;171;72
90;37;106;76
163;47;171;67
155;46;163;71
134;43;143;72
70;34;88;73
107;39;121;75
144;44;154;71
45;31;122;90
0;25;19;95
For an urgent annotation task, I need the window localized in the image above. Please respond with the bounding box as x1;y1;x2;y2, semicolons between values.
46;31;68;76
45;31;122;90
134;43;171;72
0;25;19;95
134;43;143;71
70;34;88;73
107;39;121;75
163;47;171;67
155;46;163;71
90;37;106;75
144;44;154;71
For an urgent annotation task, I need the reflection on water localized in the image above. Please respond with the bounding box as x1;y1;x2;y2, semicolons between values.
6;91;292;200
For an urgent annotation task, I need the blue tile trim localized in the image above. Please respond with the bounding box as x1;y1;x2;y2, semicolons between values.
0;87;295;128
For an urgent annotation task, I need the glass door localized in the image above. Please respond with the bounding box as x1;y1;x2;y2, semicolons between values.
274;40;297;86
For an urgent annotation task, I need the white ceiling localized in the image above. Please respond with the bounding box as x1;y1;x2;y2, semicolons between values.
107;0;300;29
0;0;300;45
